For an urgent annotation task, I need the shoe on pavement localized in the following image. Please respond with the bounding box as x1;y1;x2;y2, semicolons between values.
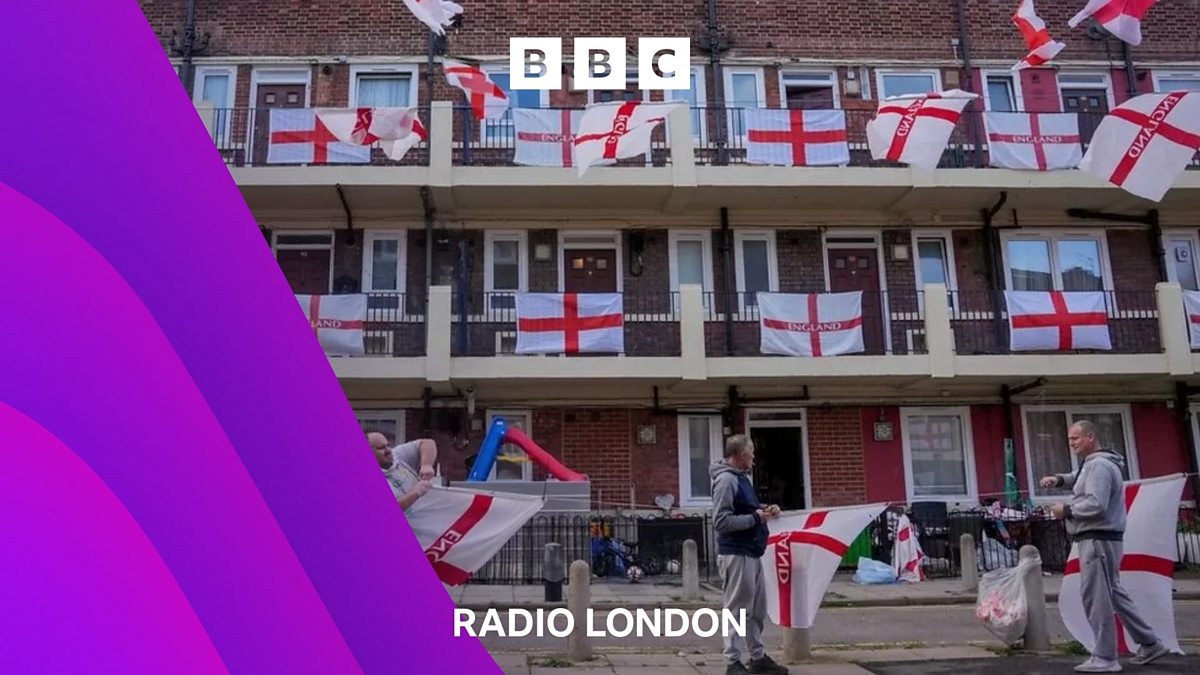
1074;657;1122;673
725;661;750;675
1129;641;1170;666
747;654;790;674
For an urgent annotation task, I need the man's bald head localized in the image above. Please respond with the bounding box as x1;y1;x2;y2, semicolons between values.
368;432;393;468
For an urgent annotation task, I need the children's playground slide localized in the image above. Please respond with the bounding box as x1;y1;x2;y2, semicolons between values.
465;418;587;482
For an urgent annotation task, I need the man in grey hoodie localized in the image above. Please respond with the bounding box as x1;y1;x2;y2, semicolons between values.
711;434;788;675
1041;420;1169;673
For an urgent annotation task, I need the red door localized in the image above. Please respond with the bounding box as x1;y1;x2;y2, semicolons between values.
253;83;307;165
277;249;331;294
827;248;885;354
564;249;618;293
1061;89;1109;148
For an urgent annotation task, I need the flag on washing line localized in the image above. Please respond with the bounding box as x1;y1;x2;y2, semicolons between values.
516;293;624;354
1077;92;1200;203
744;109;849;167
1184;290;1200;349
758;292;865;357
1059;474;1186;655
402;0;464;36
574;101;681;176
296;294;367;356
866;90;978;171
1012;0;1066;70
444;59;510;121
763;504;889;628
1005;291;1111;352
1069;0;1159;46
315;107;427;161
984;112;1082;171
267;109;371;165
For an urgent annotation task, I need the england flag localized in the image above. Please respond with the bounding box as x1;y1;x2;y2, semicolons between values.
1069;0;1160;46
515;293;624;355
514;108;586;168
866;90;979;170
574;101;681;176
297;294;367;356
1005;291;1111;352
401;0;463;35
984;112;1082;171
315;107;427;161
745;109;849;166
1012;0;1066;69
267;109;371;165
758;292;865;357
1185;290;1200;349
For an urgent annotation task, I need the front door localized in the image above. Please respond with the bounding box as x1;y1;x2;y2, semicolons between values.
750;426;806;511
564;249;618;293
1061;88;1109;147
827;247;885;354
277;249;331;294
253;82;308;164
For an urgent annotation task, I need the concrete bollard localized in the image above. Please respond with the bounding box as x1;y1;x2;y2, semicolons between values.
544;543;564;602
960;533;979;592
1019;545;1050;652
567;560;592;661
782;627;811;662
682;539;700;601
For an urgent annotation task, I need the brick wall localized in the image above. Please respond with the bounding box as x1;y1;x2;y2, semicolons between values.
560;409;635;509
529;229;557;292
807;406;868;506
1108;228;1163;311
777;230;825;293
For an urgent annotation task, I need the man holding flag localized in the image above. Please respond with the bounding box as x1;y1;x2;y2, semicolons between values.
370;432;438;512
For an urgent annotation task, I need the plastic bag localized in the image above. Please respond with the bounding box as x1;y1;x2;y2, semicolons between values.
853;557;898;584
975;552;1040;644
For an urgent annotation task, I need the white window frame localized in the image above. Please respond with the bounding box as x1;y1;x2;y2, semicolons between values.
478;65;551;145
668;229;715;294
666;65;708;142
355;409;406;446
194;65;238;143
1021;404;1140;501
912;230;959;314
1151;71;1200;93
678;414;724;507
272;230;335;294
733;230;779;316
875;69;943;101
361;230;408;295
999;230;1115;292
900;406;978;503
743;408;811;510
349;64;420;107
980;70;1023;112
484;230;529;312
1161;229;1200;290
778;69;842;109
557;230;624;293
488;410;534;481
723;67;767;142
1056;72;1117;110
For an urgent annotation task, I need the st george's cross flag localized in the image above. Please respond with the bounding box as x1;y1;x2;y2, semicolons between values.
402;0;464;36
406;483;544;586
892;514;926;583
984;112;1082;171
267;109;371;165
1059;474;1187;656
1012;0;1066;70
316;107;427;161
296;294;367;355
515;293;624;354
1005;291;1111;352
1077;92;1200;203
1069;0;1159;46
1184;290;1200;349
513;108;605;168
763;504;889;628
574;101;681;176
744;109;850;166
866;90;979;170
758;292;865;357
444;59;510;121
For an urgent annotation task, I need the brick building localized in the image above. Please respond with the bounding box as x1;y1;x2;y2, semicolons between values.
144;0;1200;514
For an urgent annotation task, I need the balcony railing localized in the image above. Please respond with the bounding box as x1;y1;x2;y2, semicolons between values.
701;289;929;357
948;290;1160;355
449;291;682;357
363;291;427;357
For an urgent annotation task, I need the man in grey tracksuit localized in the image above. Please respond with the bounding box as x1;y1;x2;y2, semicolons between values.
1042;420;1169;673
711;434;789;675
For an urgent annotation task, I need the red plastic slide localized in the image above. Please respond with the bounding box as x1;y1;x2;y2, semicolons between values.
503;426;587;482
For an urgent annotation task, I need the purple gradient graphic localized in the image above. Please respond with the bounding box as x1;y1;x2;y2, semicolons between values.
0;3;499;673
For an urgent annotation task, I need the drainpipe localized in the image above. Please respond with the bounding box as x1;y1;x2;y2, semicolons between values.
706;0;728;166
955;0;983;167
179;0;202;94
981;192;1008;348
720;207;734;355
1122;42;1139;100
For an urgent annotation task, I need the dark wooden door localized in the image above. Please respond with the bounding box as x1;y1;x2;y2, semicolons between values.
1061;89;1109;147
827;247;885;354
253;83;307;165
564;249;618;293
277;249;331;294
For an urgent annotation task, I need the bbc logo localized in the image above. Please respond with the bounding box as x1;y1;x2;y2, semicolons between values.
509;37;691;91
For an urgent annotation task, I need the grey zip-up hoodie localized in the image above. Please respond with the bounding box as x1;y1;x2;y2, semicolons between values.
1054;451;1127;540
709;460;769;557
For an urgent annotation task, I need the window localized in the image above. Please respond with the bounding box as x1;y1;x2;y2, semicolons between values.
912;232;958;312
1024;406;1137;498
781;70;839;109
481;69;547;141
1057;73;1114;109
901;408;975;501
1163;232;1200;291
669;67;707;141
350;66;418;107
194;66;236;142
1152;72;1200;93
362;231;407;293
356;410;406;447
489;411;533;480
678;415;723;505
485;231;528;311
1003;233;1110;292
668;230;714;295
877;70;941;100
734;231;778;313
985;74;1017;112
724;68;765;138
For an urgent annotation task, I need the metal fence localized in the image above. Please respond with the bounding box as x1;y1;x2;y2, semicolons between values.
363;291;427;357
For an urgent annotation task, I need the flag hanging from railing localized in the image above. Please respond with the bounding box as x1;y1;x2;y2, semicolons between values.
1184;290;1200;349
744;109;849;167
315;107;427;161
1076;92;1200;203
515;293;624;354
1012;0;1066;70
1059;474;1186;655
984;112;1081;171
267;109;371;165
1005;291;1112;351
514;108;590;168
763;504;888;628
866;90;978;171
296;294;367;356
574;101;680;176
758;292;865;357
